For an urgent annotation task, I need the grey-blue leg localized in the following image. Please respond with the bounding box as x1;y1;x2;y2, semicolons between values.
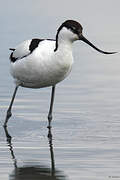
4;86;19;127
48;86;56;128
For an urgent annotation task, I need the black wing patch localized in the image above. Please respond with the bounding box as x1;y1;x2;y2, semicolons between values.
10;52;17;62
10;38;44;63
9;48;17;62
29;39;44;53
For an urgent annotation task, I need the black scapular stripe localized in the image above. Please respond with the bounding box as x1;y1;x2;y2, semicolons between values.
10;38;50;63
29;38;44;53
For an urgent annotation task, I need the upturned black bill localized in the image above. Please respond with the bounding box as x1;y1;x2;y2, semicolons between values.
81;35;117;54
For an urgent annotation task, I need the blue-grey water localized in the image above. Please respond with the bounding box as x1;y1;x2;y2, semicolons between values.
1;0;120;180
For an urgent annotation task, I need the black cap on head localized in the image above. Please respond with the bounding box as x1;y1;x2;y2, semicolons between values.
57;20;83;36
54;20;83;51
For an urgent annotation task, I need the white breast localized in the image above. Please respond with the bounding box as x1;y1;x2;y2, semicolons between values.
10;39;73;88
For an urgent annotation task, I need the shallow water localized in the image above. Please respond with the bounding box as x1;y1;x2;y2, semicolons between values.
1;1;120;180
1;49;120;180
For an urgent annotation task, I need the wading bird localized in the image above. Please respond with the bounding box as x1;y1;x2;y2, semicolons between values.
4;20;116;127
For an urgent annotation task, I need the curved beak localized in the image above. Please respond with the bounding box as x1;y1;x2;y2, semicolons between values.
79;35;117;54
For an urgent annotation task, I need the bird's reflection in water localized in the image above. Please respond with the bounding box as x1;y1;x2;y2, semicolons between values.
4;126;67;180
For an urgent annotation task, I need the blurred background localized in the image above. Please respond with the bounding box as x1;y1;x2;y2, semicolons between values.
0;0;120;180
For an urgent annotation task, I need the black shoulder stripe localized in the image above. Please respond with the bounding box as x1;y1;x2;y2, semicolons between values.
46;39;55;41
10;38;45;63
29;39;44;53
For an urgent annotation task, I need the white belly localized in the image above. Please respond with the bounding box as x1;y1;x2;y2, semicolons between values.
10;41;73;88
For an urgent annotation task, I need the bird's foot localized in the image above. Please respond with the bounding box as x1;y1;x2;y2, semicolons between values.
47;125;52;129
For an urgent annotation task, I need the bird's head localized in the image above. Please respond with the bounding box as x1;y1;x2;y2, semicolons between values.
55;19;117;54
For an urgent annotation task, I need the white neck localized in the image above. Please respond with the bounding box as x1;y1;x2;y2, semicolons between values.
55;27;76;52
57;36;73;52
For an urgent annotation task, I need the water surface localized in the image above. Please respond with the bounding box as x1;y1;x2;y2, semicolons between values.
1;1;120;180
